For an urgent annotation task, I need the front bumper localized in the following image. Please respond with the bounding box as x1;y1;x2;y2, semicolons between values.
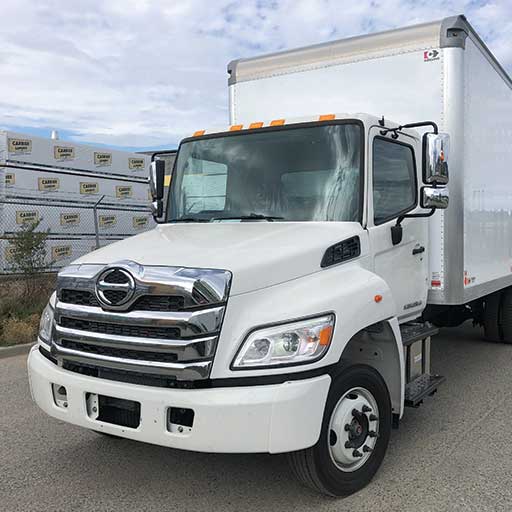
28;347;331;454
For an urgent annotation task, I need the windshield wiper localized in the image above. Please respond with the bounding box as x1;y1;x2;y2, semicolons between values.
211;213;285;222
170;217;210;223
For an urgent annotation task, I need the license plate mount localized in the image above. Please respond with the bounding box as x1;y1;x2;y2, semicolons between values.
86;393;141;428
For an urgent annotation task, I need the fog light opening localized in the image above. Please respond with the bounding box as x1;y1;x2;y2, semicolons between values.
167;407;195;434
52;384;68;409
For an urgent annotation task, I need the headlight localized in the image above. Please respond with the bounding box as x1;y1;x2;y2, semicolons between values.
232;314;335;369
38;302;54;344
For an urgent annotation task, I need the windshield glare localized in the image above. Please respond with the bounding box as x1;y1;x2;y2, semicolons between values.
167;123;362;223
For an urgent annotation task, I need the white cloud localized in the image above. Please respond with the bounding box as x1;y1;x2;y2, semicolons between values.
0;0;510;149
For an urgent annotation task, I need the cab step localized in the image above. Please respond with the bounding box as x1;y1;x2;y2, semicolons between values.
400;321;439;346
405;374;446;408
400;321;445;408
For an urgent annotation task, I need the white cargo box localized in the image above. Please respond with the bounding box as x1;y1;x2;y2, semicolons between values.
228;15;512;305
2;165;151;204
0;130;148;178
0;131;155;273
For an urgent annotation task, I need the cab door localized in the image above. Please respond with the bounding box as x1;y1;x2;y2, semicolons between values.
367;128;428;322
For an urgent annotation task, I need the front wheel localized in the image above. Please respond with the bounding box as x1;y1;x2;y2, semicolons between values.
287;365;392;497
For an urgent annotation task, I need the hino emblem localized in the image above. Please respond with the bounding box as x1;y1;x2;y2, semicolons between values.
95;267;136;308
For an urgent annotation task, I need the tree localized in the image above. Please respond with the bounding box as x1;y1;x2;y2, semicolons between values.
7;219;51;297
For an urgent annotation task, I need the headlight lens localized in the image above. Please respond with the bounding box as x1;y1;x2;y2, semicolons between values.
38;302;54;344
232;314;335;369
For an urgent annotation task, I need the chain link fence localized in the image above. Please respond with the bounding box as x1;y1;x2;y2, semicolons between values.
0;186;155;274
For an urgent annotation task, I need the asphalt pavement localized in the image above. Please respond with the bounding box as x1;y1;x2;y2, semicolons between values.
2;322;512;511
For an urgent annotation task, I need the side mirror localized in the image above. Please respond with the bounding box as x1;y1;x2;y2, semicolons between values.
149;160;165;201
424;133;450;185
149;160;165;221
421;186;449;210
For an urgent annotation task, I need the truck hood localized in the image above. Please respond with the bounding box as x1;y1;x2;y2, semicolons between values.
73;222;364;295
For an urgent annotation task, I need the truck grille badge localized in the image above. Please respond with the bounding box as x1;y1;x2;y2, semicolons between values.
95;267;136;307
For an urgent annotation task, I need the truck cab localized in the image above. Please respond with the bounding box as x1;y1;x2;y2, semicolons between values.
157;113;447;322
28;112;449;497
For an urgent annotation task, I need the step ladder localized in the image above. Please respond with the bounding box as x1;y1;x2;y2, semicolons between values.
400;322;445;408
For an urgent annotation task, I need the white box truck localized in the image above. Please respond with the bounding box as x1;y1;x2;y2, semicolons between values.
28;15;512;496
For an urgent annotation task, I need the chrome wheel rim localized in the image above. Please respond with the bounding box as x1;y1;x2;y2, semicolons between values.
327;386;379;472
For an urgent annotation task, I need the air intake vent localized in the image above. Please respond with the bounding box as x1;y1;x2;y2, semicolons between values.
321;236;361;268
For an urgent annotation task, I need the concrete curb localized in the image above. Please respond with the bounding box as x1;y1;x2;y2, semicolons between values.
0;342;34;359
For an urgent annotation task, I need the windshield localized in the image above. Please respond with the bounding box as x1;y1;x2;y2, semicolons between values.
167;123;362;223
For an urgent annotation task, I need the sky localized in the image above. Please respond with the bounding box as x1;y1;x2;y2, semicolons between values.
0;0;511;151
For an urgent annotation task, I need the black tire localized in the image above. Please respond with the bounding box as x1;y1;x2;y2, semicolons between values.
287;365;391;497
483;292;503;342
501;288;512;344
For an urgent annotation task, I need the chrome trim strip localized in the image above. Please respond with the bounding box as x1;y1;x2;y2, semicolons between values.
54;324;217;358
55;302;225;337
38;337;52;352
51;343;212;380
58;261;232;311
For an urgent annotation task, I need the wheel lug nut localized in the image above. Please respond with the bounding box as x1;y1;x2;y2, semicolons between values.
344;441;352;449
368;431;377;438
369;414;378;421
352;449;363;458
363;445;373;453
362;405;372;413
344;424;351;431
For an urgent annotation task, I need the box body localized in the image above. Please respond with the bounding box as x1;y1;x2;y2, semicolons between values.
228;16;512;305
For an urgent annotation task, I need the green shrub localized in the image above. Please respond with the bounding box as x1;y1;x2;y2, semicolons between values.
1;314;40;346
7;219;52;299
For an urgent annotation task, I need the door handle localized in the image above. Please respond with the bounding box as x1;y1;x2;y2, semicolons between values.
412;246;425;255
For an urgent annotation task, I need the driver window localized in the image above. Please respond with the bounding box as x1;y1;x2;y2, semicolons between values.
373;138;416;225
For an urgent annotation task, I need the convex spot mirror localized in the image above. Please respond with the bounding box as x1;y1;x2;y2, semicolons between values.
421;186;449;210
424;133;450;185
149;160;165;220
149;160;165;200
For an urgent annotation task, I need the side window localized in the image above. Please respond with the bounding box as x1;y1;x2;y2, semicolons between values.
373;138;416;225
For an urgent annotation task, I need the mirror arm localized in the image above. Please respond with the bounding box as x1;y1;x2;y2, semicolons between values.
396;208;436;227
391;208;436;246
380;120;438;137
396;121;438;135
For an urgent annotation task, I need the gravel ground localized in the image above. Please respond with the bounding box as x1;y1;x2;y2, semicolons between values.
2;322;512;511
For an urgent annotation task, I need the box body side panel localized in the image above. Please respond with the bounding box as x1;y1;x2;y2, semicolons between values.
461;38;512;301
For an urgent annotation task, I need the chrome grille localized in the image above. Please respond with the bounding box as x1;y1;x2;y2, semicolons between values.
59;316;181;339
59;289;186;312
60;289;100;307
50;261;231;383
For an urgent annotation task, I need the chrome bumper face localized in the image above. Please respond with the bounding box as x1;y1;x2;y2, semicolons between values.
49;261;231;383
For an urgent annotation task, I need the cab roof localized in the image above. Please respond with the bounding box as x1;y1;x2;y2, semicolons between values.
189;113;418;140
